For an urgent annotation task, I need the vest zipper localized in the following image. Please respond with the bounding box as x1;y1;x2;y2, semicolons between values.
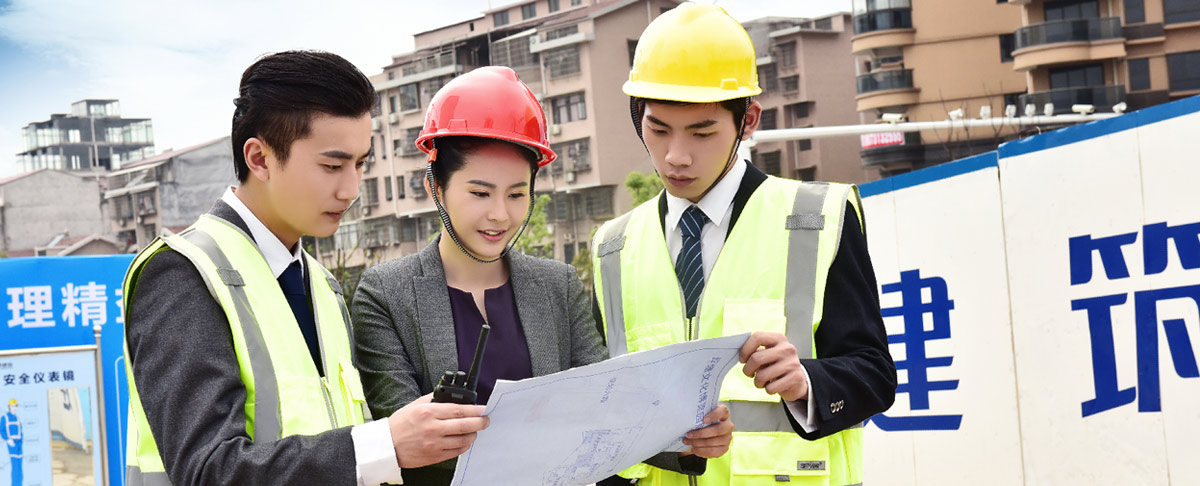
307;265;338;429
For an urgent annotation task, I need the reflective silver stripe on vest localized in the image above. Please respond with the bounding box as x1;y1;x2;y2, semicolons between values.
785;183;830;361
724;400;796;433
168;228;283;443
598;213;633;357
315;265;372;421
126;466;171;486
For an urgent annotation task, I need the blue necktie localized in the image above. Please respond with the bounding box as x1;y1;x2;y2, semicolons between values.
279;260;323;375
676;206;709;319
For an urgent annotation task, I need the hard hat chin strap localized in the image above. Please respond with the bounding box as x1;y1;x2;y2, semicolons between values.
425;141;538;265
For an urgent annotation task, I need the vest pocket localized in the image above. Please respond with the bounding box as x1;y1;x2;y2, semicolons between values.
277;375;335;435
339;359;368;423
730;431;831;485
720;300;786;403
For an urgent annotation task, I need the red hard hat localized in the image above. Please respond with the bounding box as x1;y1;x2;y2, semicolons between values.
416;66;556;167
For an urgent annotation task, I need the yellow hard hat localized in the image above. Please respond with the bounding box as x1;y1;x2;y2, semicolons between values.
7;399;14;407
624;3;762;103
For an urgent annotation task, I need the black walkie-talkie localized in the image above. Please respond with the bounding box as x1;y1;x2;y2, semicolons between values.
433;324;491;404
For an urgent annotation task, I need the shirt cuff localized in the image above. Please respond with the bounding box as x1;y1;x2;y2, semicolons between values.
784;364;818;434
352;418;404;486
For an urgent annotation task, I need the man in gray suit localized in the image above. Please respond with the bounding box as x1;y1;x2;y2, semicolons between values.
124;51;488;486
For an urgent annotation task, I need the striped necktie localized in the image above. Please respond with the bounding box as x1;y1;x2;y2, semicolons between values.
676;205;709;319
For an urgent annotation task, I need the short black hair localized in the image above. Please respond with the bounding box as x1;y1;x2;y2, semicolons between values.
636;97;751;124
429;136;540;189
231;50;376;182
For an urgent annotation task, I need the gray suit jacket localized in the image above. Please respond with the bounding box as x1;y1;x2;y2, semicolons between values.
352;238;607;417
127;199;357;486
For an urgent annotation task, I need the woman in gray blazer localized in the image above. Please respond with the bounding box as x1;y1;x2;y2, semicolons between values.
350;67;609;484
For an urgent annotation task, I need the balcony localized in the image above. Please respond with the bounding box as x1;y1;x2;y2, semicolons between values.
1017;85;1126;114
1012;18;1125;71
850;8;914;53
856;69;919;111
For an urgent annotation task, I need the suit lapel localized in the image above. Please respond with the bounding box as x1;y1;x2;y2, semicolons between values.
414;239;460;382
508;252;560;376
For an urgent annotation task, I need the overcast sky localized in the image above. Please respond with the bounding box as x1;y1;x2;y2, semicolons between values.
0;0;851;177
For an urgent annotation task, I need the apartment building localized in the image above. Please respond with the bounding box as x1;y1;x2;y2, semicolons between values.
1009;0;1200;111
102;137;234;251
16;99;155;174
0;169;110;257
745;13;867;183
320;0;679;271
851;0;1029;176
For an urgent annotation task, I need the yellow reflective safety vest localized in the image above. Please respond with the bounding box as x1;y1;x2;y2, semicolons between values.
592;177;865;486
122;215;370;486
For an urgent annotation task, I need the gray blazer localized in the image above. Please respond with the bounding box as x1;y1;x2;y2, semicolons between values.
351;238;607;417
127;199;358;486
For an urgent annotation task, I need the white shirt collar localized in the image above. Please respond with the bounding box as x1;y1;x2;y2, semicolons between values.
666;159;748;233
220;186;302;278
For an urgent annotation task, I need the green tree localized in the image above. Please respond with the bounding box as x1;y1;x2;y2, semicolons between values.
512;194;553;258
624;170;664;206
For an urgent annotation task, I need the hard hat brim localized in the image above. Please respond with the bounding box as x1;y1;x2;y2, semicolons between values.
622;79;762;104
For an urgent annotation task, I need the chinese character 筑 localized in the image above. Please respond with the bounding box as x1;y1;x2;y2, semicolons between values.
7;286;55;328
61;282;108;328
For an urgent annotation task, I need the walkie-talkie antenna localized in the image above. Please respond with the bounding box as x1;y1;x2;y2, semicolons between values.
465;324;491;391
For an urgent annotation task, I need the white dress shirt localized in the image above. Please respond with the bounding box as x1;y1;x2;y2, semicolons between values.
663;162;819;433
221;187;404;485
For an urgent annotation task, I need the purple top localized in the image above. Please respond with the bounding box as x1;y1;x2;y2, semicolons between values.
446;279;533;405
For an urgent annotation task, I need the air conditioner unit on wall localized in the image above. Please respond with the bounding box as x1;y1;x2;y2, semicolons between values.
363;206;372;216
372;118;381;131
388;113;399;124
565;171;576;183
550;124;562;136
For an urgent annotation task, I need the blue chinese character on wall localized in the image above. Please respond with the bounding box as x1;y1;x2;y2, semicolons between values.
870;269;963;431
1070;221;1200;418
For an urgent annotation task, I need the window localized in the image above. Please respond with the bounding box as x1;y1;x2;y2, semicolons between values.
797;139;812;151
389;95;398;114
571;0;582;5
410;170;427;198
627;40;638;66
393;139;403;158
1129;58;1151;91
420;76;448;103
384;176;393;201
544;45;581;78
1004;92;1023;108
814;18;832;30
494;10;509;26
1165;0;1200;24
387;71;395;81
522;3;536;19
1000;34;1015;63
790;102;810;118
397;175;406;199
757;151;782;176
797;167;816;182
758;64;778;92
1049;63;1104;89
777;42;797;69
551;138;591;172
492;35;535;68
364;178;379;204
402;128;422;156
549;0;560;12
1124;0;1145;23
1044;0;1099;21
1168;51;1200;91
546;25;578;41
550;92;587;124
585;186;614;218
399;83;419;111
760;108;778;130
782;75;799;92
400;218;418;242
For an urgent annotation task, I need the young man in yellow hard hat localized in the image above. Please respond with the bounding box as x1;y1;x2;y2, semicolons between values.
592;4;897;485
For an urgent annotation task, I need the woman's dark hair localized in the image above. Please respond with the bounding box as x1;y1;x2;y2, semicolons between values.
231;50;377;182
429;136;541;189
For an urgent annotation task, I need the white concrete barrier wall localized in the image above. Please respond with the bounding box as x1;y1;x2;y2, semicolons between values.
858;96;1200;485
